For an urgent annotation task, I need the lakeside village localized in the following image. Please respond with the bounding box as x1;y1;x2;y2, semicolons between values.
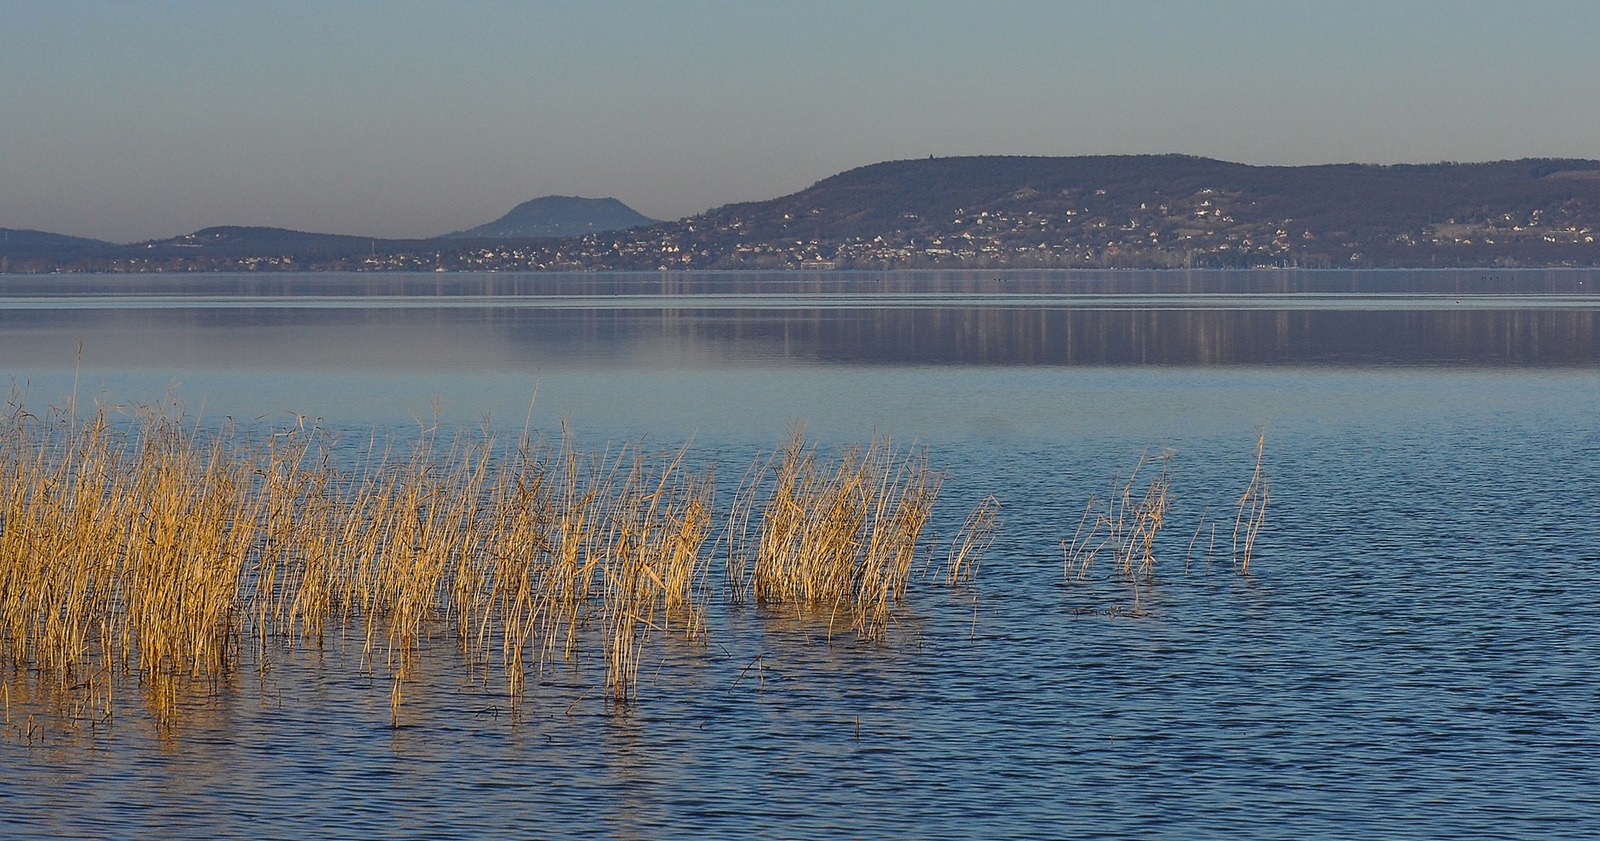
23;183;1600;274
327;191;1598;272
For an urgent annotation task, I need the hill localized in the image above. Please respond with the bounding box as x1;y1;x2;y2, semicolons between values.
6;156;1600;272
658;155;1600;269
0;228;116;261
444;196;657;239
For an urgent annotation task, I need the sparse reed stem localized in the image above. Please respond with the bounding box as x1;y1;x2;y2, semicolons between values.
1233;430;1270;574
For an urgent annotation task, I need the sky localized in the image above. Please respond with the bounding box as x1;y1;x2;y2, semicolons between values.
2;0;1598;242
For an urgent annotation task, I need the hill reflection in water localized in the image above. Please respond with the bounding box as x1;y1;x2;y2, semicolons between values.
491;305;1600;366
0;268;1596;369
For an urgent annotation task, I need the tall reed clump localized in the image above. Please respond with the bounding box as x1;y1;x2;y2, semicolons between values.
1233;430;1269;574
729;429;943;640
0;404;256;720
0;406;119;680
0;400;726;722
247;427;716;710
116;408;258;713
589;444;714;702
3;400;998;727
1063;449;1174;582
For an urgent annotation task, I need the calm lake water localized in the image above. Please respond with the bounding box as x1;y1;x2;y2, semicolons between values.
3;269;1599;839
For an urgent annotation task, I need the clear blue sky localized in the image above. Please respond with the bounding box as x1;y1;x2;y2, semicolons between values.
3;0;1597;242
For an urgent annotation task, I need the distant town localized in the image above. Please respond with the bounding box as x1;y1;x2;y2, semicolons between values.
4;155;1599;273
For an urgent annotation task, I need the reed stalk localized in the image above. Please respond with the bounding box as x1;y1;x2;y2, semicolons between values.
943;495;1000;586
1233;431;1270;574
1062;449;1173;583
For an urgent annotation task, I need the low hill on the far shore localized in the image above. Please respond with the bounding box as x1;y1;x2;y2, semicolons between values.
6;156;1600;272
0;228;116;261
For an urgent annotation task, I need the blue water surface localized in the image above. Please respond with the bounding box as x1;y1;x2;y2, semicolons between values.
2;271;1598;839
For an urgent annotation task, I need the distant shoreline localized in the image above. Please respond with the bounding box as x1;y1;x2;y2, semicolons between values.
7;265;1600;278
5;155;1598;273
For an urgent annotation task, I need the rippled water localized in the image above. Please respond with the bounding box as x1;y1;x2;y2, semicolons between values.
4;270;1600;838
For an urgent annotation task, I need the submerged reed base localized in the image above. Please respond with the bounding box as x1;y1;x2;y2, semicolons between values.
0;404;993;733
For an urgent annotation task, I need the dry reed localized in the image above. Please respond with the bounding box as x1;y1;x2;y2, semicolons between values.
1062;434;1272;617
731;428;944;640
1063;449;1174;582
942;495;1000;586
2;401;996;729
1233;430;1270;574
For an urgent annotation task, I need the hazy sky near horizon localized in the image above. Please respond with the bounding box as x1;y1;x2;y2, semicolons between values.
3;1;1598;242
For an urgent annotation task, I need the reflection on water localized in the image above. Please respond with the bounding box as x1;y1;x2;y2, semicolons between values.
583;306;1599;365
0;269;1597;370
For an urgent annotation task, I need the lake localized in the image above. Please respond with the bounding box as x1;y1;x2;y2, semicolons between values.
3;269;1599;839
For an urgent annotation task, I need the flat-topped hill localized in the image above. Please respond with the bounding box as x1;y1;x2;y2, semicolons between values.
445;196;658;239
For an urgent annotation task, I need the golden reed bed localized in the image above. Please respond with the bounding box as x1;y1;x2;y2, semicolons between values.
1;401;1261;734
0;402;1003;730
